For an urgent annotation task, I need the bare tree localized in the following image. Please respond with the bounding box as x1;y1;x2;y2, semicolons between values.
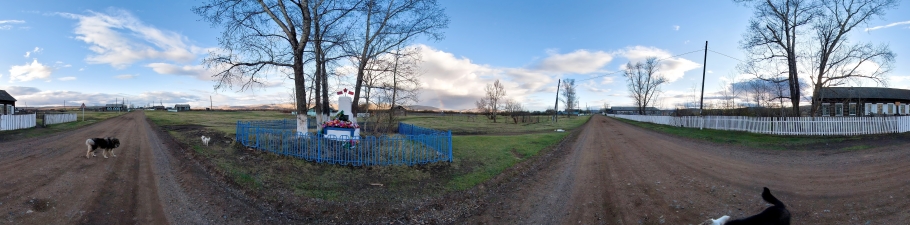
623;57;666;115
560;79;577;117
477;79;506;123
806;0;897;116
503;99;524;124
736;0;817;116
347;0;448;116
195;0;312;132
373;46;422;132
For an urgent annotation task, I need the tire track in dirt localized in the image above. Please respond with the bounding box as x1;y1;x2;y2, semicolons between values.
0;111;279;224
468;115;910;224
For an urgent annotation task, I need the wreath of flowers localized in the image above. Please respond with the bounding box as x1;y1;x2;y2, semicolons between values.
321;110;360;129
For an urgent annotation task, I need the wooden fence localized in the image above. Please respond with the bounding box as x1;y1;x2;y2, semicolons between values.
608;114;910;136
0;114;36;131
44;113;78;126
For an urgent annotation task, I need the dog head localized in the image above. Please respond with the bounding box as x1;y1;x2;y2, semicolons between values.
108;137;120;148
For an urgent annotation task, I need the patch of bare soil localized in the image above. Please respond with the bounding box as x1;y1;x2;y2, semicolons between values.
0;111;282;224
468;115;910;224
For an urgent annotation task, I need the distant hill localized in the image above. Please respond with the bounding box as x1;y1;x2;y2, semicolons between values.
405;105;439;111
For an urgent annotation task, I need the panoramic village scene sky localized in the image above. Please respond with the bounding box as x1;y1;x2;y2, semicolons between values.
1;0;909;111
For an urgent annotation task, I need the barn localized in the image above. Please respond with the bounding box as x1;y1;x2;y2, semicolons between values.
0;90;16;115
814;87;910;116
174;104;191;111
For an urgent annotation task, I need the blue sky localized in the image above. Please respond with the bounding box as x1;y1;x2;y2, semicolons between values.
2;0;909;111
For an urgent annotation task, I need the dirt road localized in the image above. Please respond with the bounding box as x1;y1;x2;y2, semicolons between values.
470;115;910;224
0;111;281;224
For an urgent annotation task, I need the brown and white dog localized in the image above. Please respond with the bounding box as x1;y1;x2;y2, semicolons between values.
85;137;120;158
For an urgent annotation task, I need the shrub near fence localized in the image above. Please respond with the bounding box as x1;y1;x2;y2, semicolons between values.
44;113;77;126
0;114;36;131
235;120;452;166
609;114;910;136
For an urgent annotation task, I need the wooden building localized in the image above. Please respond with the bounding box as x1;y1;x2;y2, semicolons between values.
174;104;191;111
0;90;16;115
105;104;125;112
814;87;910;116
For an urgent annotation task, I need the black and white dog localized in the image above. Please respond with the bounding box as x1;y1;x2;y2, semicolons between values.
85;137;120;159
704;187;791;225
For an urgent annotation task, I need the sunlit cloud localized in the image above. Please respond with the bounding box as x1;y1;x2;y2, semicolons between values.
8;59;53;82
59;8;204;68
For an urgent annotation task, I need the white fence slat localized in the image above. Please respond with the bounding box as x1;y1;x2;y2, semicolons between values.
0;114;36;131
608;114;910;136
44;113;78;125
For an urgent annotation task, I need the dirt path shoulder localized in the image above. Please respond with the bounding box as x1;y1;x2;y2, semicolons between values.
468;115;910;224
0;111;282;224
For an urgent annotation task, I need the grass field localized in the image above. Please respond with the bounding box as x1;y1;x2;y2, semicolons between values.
145;110;295;135
399;114;589;135
0;111;125;141
610;117;903;150
146;110;591;202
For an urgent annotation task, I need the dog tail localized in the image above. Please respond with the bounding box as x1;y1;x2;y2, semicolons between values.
762;187;785;208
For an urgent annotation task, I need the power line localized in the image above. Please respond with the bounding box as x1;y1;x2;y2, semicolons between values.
706;48;744;62
575;48;706;83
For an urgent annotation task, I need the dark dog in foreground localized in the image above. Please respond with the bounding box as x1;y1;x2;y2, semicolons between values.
85;137;120;158
705;187;791;225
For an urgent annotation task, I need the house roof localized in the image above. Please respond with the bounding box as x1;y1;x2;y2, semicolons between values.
0;90;16;102
611;106;660;111
175;104;190;107
105;104;125;107
818;87;910;101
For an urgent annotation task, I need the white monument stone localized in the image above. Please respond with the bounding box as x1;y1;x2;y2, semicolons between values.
324;96;360;139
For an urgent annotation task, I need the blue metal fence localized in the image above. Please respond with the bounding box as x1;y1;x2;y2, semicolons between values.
235;120;453;166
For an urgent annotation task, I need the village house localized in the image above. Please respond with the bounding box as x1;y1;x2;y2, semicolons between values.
174;104;191;111
105;104;125;111
814;87;910;116
0;90;16;115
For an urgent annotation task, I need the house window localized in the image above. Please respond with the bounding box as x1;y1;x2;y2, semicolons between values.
849;103;856;116
822;103;830;116
888;103;895;115
865;103;872;116
877;103;884;115
835;103;844;116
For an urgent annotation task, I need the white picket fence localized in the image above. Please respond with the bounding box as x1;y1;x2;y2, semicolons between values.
608;114;910;136
44;113;78;125
0;114;36;131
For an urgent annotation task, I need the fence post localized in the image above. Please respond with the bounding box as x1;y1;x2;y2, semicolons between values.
448;130;453;162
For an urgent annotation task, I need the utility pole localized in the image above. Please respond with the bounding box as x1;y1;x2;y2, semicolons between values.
210;95;213;110
553;79;561;123
700;41;708;130
700;41;708;115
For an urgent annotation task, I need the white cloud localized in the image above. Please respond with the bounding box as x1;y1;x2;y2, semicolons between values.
865;20;910;31
617;46;701;83
674;25;680;31
0;20;25;30
115;74;138;79
58;76;77;81
79;68;85;71
60;9;201;68
145;63;211;80
600;76;615;85
23;47;42;58
535;49;613;74
9;59;53;82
